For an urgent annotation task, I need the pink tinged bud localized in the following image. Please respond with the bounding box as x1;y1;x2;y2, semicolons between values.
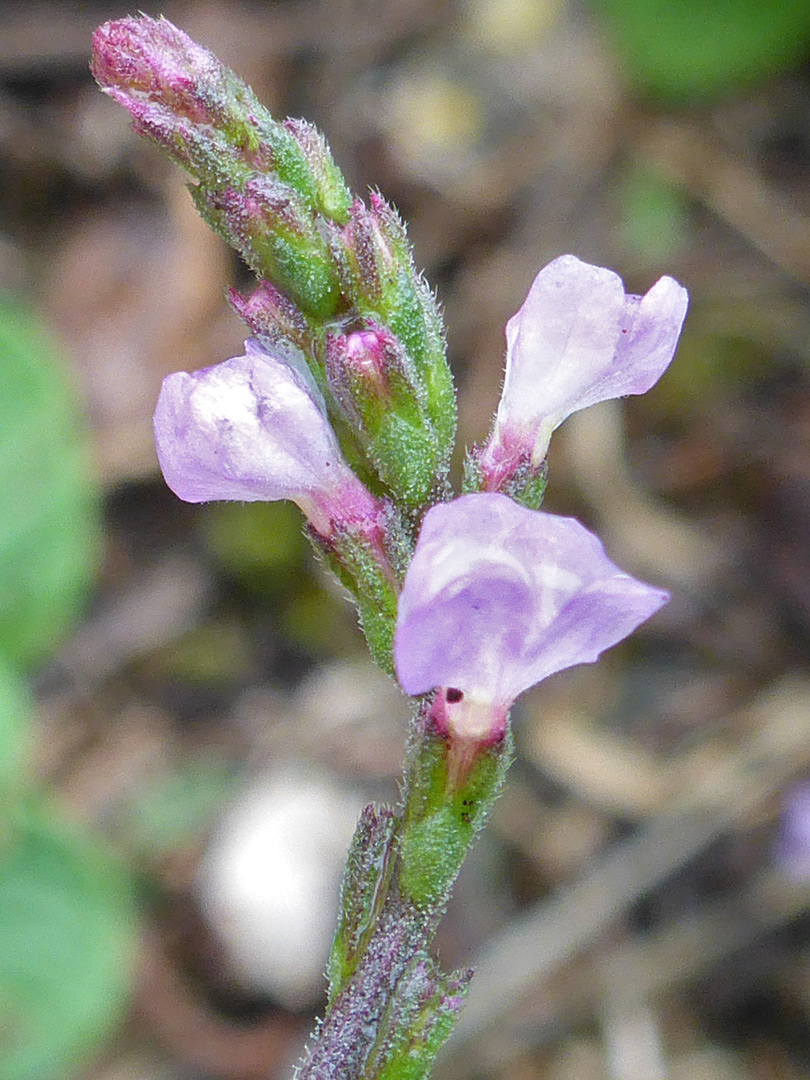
345;330;387;378
394;493;668;740
92;16;217;121
325;323;443;507
92;17;265;179
92;18;345;234
228;282;312;352
326;325;404;407
153;338;379;537
341;194;406;305
480;255;688;491
195;180;341;319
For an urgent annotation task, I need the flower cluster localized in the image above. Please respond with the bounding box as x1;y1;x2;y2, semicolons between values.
95;17;687;744
151;253;687;740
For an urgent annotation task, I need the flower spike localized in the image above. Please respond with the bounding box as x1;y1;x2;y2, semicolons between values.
394;493;668;741
476;255;688;499
94;16;692;1073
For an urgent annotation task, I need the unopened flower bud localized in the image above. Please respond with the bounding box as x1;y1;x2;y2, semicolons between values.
283;119;352;224
341;194;408;308
325;323;443;507
92;16;232;130
228;281;313;353
94;18;297;193
93;16;350;319
338;195;457;476
193;179;341;319
92;18;351;218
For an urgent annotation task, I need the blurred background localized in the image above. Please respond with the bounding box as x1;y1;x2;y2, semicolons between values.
4;0;810;1078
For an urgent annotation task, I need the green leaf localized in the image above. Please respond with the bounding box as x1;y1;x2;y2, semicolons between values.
0;803;136;1080
0;296;100;668
591;0;810;102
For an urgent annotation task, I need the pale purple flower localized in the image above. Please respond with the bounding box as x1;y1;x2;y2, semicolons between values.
777;781;810;880
394;493;668;740
153;337;379;536
479;255;688;491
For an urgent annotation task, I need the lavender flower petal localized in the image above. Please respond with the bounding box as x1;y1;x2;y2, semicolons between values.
483;256;688;476
153;337;371;530
778;781;810;880
394;493;668;711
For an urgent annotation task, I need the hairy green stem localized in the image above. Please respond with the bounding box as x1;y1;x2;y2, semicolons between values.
295;700;513;1080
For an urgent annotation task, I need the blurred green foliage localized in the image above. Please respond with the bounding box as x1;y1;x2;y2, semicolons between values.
592;0;810;102
203;500;364;656
155;619;255;685
656;328;771;411
0;296;100;669
619;166;689;266
0;297;136;1080
0;805;135;1080
204;500;308;597
0;657;31;798
122;756;236;856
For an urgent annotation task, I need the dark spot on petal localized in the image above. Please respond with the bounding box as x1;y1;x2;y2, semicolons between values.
446;688;463;703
